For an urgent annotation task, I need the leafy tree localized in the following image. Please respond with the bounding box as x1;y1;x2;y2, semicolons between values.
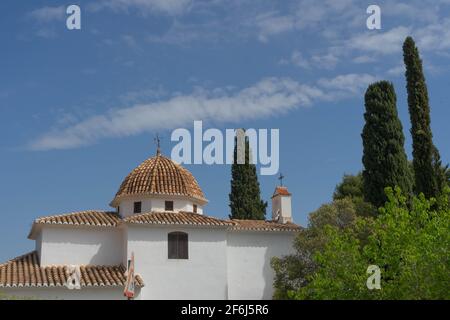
403;36;447;198
362;81;413;208
291;187;450;300
229;133;267;219
333;173;363;200
272;198;360;298
334;172;376;217
446;166;450;188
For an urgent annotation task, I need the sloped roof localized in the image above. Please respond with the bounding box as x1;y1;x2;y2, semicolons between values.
34;210;121;227
28;210;301;234
272;186;292;197
124;211;233;227
229;219;301;232
0;251;144;288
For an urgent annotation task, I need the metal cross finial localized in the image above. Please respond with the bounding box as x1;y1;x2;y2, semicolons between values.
154;134;162;155
278;172;285;186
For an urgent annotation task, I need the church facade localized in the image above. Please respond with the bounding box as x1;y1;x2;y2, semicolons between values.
0;151;300;300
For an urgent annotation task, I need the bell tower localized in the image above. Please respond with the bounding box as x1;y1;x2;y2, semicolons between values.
271;173;292;223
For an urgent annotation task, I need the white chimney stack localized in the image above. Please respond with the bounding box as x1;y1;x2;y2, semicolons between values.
271;186;292;223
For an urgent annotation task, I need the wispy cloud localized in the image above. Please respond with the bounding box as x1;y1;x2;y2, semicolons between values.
279;50;339;70
29;6;65;23
29;73;376;151
89;0;193;16
279;50;310;69
318;74;377;95
347;26;412;55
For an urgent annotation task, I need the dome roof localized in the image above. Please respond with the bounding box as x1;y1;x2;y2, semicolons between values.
112;153;206;205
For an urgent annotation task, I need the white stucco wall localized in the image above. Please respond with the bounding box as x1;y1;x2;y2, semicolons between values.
39;225;124;266
226;231;296;300
127;225;228;300
35;231;42;260
117;196;203;217
1;287;140;300
271;196;292;222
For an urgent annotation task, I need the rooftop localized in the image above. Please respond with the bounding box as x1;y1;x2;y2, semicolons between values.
112;153;207;206
0;251;144;289
28;210;301;233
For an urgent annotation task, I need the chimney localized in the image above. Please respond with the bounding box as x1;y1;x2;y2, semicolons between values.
271;186;292;223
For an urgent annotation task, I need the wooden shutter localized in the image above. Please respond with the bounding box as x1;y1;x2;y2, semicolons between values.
168;232;188;259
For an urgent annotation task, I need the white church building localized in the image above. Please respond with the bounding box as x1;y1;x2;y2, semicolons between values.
0;150;300;300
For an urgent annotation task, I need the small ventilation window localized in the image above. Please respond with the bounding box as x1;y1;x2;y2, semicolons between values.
133;201;142;214
193;204;198;213
165;201;174;211
168;232;188;259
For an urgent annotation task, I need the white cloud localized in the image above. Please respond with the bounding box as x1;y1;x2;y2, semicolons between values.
352;55;376;64
90;0;193;15
35;28;58;39
280;50;339;70
311;53;339;69
317;74;378;95
29;74;374;151
147;20;221;45
386;65;405;76
29;6;65;23
279;50;310;69
348;26;412;55
252;12;295;43
414;18;450;52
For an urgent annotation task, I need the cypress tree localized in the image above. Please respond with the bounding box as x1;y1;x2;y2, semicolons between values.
229;132;267;220
362;81;413;208
403;36;446;198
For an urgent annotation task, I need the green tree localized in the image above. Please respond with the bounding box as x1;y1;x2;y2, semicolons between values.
403;36;447;198
291;187;450;300
333;173;363;200
333;172;376;217
446;166;450;188
271;198;360;298
229;133;267;219
361;81;413;208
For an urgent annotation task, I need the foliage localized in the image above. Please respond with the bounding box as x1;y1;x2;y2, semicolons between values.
361;81;413;208
290;187;450;300
446;166;450;188
229;133;267;219
403;36;447;198
333;173;364;200
271;198;361;298
333;172;376;217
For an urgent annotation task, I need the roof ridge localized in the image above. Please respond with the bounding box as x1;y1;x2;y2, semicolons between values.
171;158;189;196
147;155;160;196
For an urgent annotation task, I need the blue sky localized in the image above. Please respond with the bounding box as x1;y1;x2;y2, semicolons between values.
1;0;449;261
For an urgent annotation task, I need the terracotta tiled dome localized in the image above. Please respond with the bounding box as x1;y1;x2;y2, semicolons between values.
112;153;206;204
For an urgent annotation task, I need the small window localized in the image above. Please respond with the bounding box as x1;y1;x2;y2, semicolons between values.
168;232;188;259
133;201;142;214
117;206;120;214
193;204;198;214
165;201;174;211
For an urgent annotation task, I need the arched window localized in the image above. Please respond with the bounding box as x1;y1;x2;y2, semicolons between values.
168;232;188;259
